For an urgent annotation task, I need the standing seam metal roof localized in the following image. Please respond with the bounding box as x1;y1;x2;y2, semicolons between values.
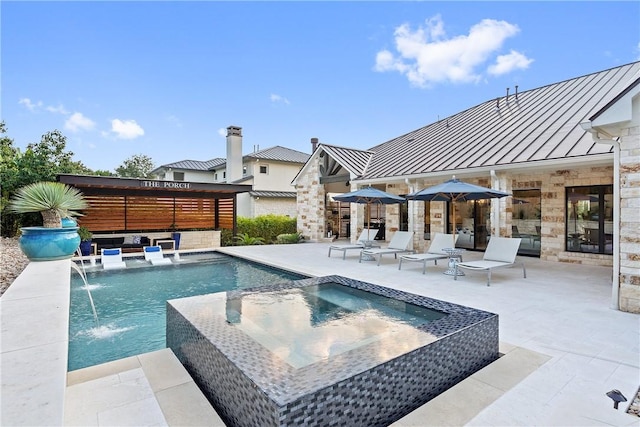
319;144;375;177
157;158;226;171
244;146;310;163
361;61;639;180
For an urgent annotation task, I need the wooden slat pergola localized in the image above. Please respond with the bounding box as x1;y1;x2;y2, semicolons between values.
57;174;252;234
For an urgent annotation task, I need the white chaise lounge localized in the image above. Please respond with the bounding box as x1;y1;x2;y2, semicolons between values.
101;248;126;270
328;229;379;260
359;231;414;266
398;233;458;274
143;245;173;266
454;236;526;286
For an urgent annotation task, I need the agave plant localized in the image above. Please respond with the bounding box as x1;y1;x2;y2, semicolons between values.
7;181;88;228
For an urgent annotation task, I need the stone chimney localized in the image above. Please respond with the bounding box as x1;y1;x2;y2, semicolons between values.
226;126;243;183
311;137;318;153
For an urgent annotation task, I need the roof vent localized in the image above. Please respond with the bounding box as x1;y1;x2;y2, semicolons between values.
506;87;510;102
495;97;500;112
515;85;519;101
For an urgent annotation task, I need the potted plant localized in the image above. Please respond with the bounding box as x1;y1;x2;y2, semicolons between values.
7;181;88;261
77;226;93;256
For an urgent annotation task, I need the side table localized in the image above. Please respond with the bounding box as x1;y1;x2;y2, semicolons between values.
442;248;466;276
359;240;377;261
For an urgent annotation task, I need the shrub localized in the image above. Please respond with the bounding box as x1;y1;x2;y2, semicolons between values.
237;214;296;244
233;233;265;246
276;233;303;244
220;228;235;246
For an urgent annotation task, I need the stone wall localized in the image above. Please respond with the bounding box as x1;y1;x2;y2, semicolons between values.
619;125;640;313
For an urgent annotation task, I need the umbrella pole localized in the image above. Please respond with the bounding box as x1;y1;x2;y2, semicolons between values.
452;202;456;248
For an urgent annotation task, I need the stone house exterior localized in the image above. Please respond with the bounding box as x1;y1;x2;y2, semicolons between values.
151;126;309;218
293;61;640;313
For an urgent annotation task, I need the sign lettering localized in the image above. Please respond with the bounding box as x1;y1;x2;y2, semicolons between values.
141;180;191;190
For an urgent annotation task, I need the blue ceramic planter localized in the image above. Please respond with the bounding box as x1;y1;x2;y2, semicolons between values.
19;227;81;261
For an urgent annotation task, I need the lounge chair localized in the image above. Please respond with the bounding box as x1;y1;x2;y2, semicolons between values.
101;248;126;270
143;245;173;266
398;233;459;274
359;231;414;265
454;237;526;286
328;229;380;260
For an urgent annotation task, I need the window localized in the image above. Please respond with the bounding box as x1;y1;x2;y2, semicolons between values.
566;185;613;254
214;173;218;180
223;172;226;179
173;172;185;181
512;189;541;257
243;166;247;175
259;165;268;174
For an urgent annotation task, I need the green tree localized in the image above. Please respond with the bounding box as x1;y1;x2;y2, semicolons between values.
115;154;155;178
0;123;90;236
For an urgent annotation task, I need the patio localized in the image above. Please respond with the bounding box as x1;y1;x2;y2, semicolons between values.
2;242;638;426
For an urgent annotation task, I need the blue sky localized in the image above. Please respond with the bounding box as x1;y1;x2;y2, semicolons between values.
3;1;639;172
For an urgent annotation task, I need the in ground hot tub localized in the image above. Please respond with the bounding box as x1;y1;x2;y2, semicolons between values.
167;275;499;427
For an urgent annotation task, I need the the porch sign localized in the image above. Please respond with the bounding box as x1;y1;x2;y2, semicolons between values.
141;180;191;189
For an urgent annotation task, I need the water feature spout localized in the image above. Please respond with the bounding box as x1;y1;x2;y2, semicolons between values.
71;250;99;326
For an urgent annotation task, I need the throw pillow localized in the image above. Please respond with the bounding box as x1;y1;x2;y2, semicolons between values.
123;235;134;244
132;235;142;244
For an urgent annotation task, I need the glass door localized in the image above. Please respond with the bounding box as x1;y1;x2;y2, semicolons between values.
449;200;491;250
513;189;541;256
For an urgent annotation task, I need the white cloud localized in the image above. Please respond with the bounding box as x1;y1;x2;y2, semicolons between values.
217;128;227;137
110;119;144;139
65;112;96;132
19;98;70;115
19;98;43;111
46;104;69;115
374;15;532;87
270;93;290;105
488;50;534;75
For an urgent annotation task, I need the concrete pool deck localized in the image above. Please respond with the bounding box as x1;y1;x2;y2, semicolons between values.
1;242;638;426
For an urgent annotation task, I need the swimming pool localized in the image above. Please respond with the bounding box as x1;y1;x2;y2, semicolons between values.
168;275;499;426
69;253;307;371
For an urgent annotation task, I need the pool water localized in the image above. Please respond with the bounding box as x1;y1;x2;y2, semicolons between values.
68;254;306;371
226;283;446;368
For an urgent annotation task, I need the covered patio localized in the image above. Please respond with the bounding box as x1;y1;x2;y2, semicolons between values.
58;174;252;250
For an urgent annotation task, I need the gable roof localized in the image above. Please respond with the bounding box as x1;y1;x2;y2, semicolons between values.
320;144;374;177
359;62;639;180
244;145;310;163
290;144;374;186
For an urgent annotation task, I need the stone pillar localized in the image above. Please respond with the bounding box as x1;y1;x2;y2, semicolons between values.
619;125;640;313
296;155;325;241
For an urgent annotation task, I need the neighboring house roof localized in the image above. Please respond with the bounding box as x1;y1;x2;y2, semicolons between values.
151;158;225;175
360;61;639;180
244;145;310;163
249;190;297;198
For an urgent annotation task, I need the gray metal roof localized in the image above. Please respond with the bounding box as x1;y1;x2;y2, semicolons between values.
360;61;640;180
244;146;310;163
319;144;374;177
157;158;225;171
249;190;297;198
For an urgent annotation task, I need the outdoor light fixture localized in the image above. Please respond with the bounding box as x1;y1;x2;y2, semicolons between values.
606;389;627;409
